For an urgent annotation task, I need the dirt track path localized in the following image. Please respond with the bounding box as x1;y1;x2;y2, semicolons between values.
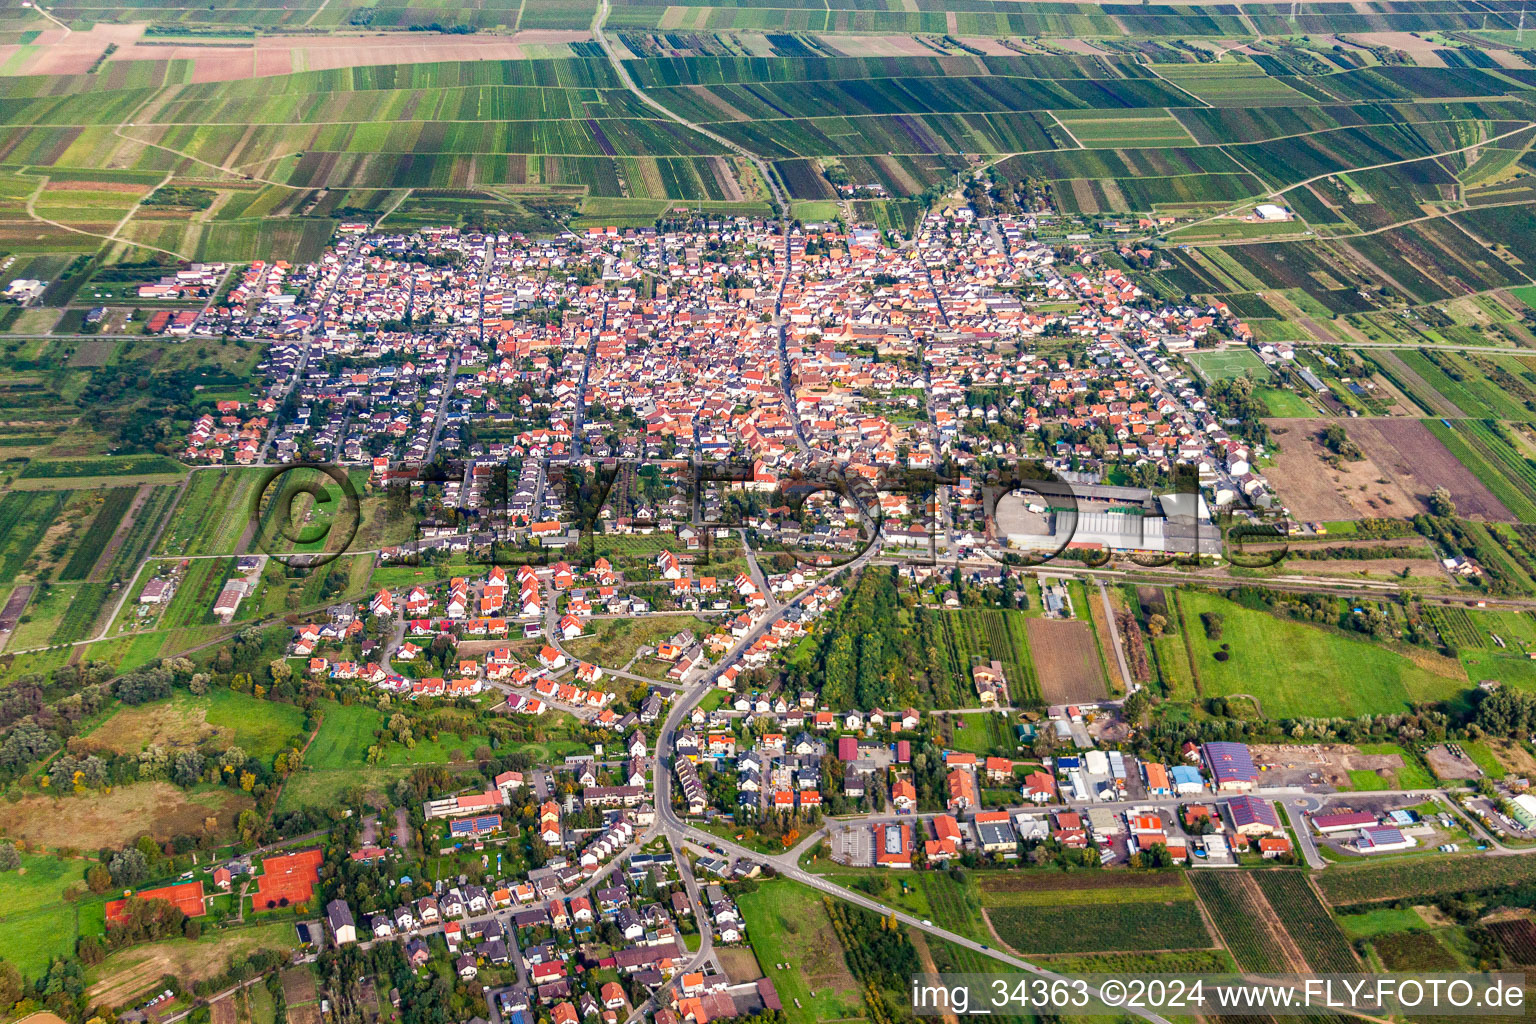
1369;349;1466;417
87;482;153;583
1235;872;1310;973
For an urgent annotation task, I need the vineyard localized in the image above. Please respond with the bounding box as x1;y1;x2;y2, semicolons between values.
1251;872;1358;972
1372;930;1460;971
105;485;179;580
158;469;263;557
1318;854;1536;906
927;608;1040;704
1486;919;1536;965
50;582;108;645
980;871;1188;894
1424;605;1484;649
57;488;135;581
0;491;68;580
987;899;1210;954
1189;872;1292;973
980;873;1192;908
908;871;987;942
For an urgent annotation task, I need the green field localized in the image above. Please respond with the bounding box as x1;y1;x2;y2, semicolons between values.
1337;906;1429;940
0;490;68;580
281;701;585;810
0;853;94;977
160;557;235;629
1255;385;1315;417
563;614;715;675
158;469;265;556
1177;590;1468;718
80;689;308;761
737;880;867;1024
1184;347;1269;383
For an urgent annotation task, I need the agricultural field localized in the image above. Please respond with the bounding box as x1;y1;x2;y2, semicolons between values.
1392;350;1536;425
1317;853;1536;906
156;469;265;557
924;607;1039;706
1176;589;1468;718
1026;618;1107;704
981;872;1211;955
1426;419;1536;524
737;880;866;1024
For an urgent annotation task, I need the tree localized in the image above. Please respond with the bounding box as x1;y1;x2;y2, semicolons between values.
86;863;112;893
1200;611;1223;641
237;808;261;846
1429;486;1457;518
1122;689;1152;727
116;665;173;705
0;843;19;871
109;847;149;887
0;721;56;769
0;960;20;1009
173;750;205;788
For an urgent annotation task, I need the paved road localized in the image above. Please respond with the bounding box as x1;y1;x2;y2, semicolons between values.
631;542;1175;1024
423;353;462;462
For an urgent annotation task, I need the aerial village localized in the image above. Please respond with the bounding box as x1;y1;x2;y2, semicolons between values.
88;204;1453;1024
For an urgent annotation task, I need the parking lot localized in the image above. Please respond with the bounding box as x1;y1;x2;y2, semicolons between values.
832;823;872;866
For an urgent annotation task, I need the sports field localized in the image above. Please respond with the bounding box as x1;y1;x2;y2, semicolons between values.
252;848;323;910
105;881;206;924
1185;347;1270;383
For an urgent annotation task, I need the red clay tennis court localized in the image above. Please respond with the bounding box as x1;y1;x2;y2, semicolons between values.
254;848;323;909
105;880;206;923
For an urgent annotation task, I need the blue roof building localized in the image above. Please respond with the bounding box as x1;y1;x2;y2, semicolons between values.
1203;741;1258;791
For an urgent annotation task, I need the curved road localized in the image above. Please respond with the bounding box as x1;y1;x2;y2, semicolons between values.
623;541;1173;1024
591;0;789;222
